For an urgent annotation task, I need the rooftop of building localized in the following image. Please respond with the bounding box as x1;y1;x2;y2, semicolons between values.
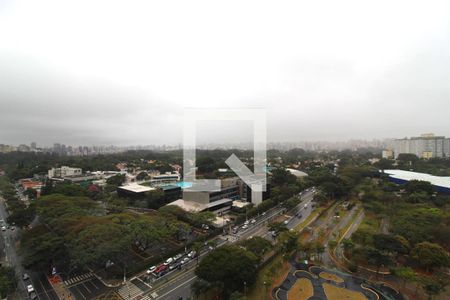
286;168;308;177
383;169;450;189
166;199;206;212
118;184;156;193
160;184;181;191
232;200;252;208
167;197;234;212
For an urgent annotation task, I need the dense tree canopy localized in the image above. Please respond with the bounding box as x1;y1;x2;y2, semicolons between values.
195;246;258;297
241;236;272;260
391;207;445;245
0;267;17;298
412;242;450;271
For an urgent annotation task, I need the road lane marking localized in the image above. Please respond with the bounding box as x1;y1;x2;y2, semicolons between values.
89;279;100;289
155;275;197;299
82;282;92;293
37;276;51;300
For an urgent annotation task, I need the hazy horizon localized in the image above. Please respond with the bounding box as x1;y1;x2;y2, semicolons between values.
1;1;450;146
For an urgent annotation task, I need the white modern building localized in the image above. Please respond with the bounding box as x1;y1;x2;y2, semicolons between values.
147;172;181;186
383;169;450;194
48;166;82;178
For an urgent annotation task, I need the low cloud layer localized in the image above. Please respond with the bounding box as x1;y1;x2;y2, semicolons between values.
1;0;450;146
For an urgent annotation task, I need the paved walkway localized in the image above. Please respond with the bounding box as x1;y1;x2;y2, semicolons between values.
273;262;405;300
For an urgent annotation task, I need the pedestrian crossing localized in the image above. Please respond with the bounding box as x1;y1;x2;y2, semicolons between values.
117;282;143;299
64;272;94;286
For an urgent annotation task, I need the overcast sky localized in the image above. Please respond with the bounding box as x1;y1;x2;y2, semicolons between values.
1;0;450;146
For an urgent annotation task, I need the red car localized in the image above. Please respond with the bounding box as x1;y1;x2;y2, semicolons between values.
154;264;168;275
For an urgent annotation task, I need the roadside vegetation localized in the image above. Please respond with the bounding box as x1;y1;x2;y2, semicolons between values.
1;149;449;299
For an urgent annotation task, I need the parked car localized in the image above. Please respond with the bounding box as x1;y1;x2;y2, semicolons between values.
160;268;170;277
244;220;249;225
187;250;197;258
180;257;190;265
153;264;166;274
169;262;181;270
146;266;156;274
27;284;35;294
242;224;248;229
262;212;266;216
1;226;6;231
154;264;168;275
250;219;256;224
164;257;174;265
283;220;289;225
174;253;183;261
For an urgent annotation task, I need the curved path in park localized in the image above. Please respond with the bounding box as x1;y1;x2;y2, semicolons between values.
272;262;405;300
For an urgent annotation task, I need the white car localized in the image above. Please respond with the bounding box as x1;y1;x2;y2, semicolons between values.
1;226;6;231
242;224;248;229
180;257;190;264
146;266;156;274
187;251;197;258
173;254;183;261
164;257;174;265
244;220;249;225
250;219;256;224
283;220;289;225
27;284;35;293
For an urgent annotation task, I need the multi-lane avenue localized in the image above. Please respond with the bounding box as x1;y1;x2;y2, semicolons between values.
135;189;316;300
1;189;316;300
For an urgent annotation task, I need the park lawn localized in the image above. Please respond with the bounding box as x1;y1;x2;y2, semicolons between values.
319;272;344;283
323;283;367;300
337;207;363;243
294;206;324;232
247;254;290;300
287;278;313;300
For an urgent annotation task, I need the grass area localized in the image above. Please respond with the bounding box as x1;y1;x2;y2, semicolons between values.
336;207;363;243
319;272;344;283
287;278;314;300
359;212;380;232
323;283;367;300
247;254;290;300
294;206;324;232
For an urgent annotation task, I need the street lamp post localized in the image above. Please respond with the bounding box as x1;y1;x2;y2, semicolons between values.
263;281;267;299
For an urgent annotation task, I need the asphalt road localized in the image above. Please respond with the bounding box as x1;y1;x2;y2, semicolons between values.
139;190;317;300
68;275;111;300
0;196;30;299
0;196;60;300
